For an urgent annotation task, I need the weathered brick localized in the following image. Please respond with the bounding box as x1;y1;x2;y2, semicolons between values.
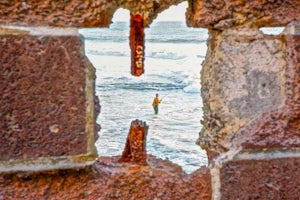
221;157;300;199
0;27;97;162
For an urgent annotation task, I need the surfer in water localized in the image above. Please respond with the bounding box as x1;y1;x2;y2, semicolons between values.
152;93;162;115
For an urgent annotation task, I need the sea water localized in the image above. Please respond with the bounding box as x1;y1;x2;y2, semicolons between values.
79;21;209;173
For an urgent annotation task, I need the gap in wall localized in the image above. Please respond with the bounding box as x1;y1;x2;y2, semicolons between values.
79;2;208;173
259;27;285;35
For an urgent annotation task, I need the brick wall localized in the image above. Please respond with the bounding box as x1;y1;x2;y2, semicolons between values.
0;1;299;199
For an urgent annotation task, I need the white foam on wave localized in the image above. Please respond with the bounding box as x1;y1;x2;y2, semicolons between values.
183;83;200;93
147;51;186;60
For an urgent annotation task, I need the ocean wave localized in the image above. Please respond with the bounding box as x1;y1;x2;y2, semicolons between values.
146;38;207;44
97;81;186;91
83;36;128;43
83;35;206;44
147;51;186;60
183;84;200;93
87;49;128;57
96;72;201;93
86;48;188;60
98;74;191;91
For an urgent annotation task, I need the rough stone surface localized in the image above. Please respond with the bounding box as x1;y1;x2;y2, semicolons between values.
1;1;300;199
0;0;116;27
0;30;93;160
0;155;211;200
239;35;300;149
220;157;300;199
0;0;185;27
198;27;286;152
187;0;300;29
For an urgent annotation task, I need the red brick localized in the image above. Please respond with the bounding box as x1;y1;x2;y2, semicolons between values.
0;34;89;159
221;157;300;199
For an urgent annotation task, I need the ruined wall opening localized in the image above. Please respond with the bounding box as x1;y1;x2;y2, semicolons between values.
80;2;208;173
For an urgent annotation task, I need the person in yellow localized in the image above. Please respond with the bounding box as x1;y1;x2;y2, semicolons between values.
152;93;162;114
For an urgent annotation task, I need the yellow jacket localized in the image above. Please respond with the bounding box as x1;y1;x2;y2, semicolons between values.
152;97;162;107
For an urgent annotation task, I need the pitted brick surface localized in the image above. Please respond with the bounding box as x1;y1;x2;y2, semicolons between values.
0;0;185;27
0;35;88;159
221;157;300;200
187;0;300;29
0;0;116;27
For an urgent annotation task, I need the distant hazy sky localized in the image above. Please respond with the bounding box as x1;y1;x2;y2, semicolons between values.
113;2;187;22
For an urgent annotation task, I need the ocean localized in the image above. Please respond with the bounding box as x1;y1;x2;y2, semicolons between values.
79;21;209;173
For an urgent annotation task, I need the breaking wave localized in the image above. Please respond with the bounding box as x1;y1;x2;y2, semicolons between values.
97;73;196;92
